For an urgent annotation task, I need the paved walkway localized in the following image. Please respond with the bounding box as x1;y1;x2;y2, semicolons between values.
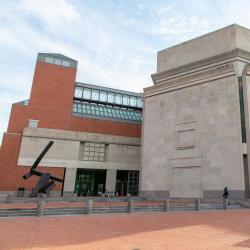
0;210;250;250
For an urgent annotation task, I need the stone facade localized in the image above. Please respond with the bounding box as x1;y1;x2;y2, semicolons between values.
141;24;250;199
17;128;140;194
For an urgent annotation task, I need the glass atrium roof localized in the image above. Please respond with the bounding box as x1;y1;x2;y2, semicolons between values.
74;83;143;108
73;83;143;123
73;101;142;122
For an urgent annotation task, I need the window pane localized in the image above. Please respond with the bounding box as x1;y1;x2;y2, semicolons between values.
108;93;115;103
74;87;83;98
62;60;70;67
54;58;61;65
77;105;82;112
45;57;54;64
130;96;136;106
115;94;122;104
136;98;143;108
83;88;91;99
28;120;39;128
123;95;129;105
92;89;99;101
100;91;107;102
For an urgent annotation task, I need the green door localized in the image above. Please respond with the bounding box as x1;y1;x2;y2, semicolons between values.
75;169;106;196
75;171;94;196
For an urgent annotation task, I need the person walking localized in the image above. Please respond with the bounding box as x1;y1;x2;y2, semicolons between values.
222;187;230;206
222;187;229;199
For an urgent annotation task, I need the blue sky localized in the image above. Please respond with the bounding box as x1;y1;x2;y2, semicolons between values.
0;0;250;142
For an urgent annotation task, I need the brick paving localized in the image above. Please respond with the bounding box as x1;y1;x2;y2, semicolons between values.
0;210;250;250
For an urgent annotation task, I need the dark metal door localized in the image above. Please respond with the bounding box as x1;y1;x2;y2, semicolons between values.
127;171;139;196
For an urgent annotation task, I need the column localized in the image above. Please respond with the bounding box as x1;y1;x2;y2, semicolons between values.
105;169;117;194
63;168;77;196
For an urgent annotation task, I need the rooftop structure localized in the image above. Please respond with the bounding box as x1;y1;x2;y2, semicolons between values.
37;53;78;68
157;24;250;73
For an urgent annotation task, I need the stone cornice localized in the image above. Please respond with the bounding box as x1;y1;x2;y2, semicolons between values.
145;62;236;97
22;127;141;146
151;49;250;84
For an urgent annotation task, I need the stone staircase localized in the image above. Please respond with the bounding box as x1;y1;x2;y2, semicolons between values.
0;202;242;217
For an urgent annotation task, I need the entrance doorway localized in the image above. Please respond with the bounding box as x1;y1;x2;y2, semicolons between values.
116;170;139;196
75;169;106;196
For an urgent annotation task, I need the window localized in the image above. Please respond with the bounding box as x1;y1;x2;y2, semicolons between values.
62;60;71;67
72;101;142;121
83;88;91;99
123;95;129;106
74;87;83;98
83;142;105;161
100;91;107;102
115;94;122;104
92;89;99;101
108;92;115;103
54;58;61;65
136;98;143;108
28;119;39;128
130;96;136;106
45;57;54;64
43;56;71;68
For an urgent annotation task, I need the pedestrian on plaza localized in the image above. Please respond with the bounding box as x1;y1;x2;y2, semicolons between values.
222;187;230;206
222;187;229;199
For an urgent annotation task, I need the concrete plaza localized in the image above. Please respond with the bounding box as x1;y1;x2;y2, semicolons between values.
1;210;250;250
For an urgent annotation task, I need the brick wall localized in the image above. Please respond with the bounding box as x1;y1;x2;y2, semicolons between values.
0;133;64;191
0;58;141;193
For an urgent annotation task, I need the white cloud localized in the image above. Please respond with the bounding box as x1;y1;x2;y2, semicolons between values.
20;0;80;27
148;4;213;43
0;0;157;142
1;0;250;143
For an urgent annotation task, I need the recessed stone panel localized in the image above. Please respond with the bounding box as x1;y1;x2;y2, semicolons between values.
176;129;195;149
176;121;196;150
171;166;201;198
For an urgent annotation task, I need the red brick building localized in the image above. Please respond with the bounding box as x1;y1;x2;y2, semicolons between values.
0;53;142;197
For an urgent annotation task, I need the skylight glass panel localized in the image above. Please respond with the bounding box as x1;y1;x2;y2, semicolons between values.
74;87;83;98
115;94;122;104
136;98;143;108
108;93;115;103
100;91;107;102
130;96;136;106
83;88;91;99
92;89;99;101
123;95;129;106
72;101;142;121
